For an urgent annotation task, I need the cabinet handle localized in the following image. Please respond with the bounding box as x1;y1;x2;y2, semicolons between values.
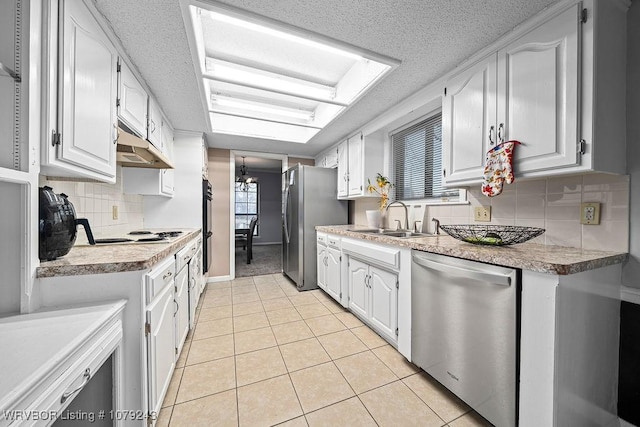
150;119;156;133
174;300;179;316
163;271;173;280
489;125;495;145
498;123;505;144
61;368;91;403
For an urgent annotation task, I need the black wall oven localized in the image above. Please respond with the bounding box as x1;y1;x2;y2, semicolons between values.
202;179;213;274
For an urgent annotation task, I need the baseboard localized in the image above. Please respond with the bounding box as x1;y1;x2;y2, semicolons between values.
621;286;640;305
253;241;281;246
206;275;232;283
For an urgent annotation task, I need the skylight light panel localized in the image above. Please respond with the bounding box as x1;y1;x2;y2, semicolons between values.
204;58;340;103
207;11;363;61
185;2;399;144
211;95;315;123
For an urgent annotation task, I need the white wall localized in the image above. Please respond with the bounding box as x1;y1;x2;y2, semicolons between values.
143;131;203;229
623;1;640;289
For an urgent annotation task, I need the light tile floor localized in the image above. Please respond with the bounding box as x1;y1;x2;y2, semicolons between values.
157;273;493;427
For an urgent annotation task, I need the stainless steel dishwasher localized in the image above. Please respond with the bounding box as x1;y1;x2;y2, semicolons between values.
411;251;519;427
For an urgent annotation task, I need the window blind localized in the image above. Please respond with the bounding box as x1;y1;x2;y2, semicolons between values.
392;112;458;200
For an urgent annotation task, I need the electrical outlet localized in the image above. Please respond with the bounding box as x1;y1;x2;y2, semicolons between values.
474;206;491;222
580;202;600;225
112;205;118;220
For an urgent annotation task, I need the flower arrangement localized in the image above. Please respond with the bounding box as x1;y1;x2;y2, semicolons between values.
367;173;393;210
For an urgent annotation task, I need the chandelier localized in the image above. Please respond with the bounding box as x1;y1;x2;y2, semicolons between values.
236;156;258;191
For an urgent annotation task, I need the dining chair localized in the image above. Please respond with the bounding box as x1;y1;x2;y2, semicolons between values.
245;217;259;264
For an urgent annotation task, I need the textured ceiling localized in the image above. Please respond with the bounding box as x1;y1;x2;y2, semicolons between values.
94;0;560;157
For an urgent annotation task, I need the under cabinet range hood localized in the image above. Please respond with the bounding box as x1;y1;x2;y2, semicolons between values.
116;128;174;169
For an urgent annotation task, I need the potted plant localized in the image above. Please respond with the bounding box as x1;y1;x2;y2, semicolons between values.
366;173;393;228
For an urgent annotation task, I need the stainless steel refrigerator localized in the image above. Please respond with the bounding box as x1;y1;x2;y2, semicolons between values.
283;165;348;291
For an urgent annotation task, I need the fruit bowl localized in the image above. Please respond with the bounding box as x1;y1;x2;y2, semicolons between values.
439;225;545;246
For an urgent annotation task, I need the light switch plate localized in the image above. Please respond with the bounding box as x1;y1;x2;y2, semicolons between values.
474;206;491;222
112;205;118;220
580;202;600;225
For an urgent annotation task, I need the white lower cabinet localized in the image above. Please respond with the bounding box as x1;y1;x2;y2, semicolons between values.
325;247;342;303
317;235;410;353
174;265;190;356
145;280;175;419
316;233;345;306
347;257;398;343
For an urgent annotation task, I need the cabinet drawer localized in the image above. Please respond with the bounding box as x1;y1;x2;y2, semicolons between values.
342;238;400;270
317;232;327;245
176;240;197;272
327;235;341;249
23;321;122;426
146;256;176;304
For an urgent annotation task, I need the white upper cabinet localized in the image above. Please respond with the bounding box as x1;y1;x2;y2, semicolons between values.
117;59;148;138
160;116;175;196
337;140;348;197
347;134;364;196
442;55;497;185
51;0;118;181
315;146;339;169
442;0;627;186
148;97;163;150
336;132;384;199
497;4;580;173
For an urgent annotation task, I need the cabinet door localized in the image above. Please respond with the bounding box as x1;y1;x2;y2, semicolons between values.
146;283;175;417
117;60;148;137
59;0;118;178
188;259;198;329
325;247;341;302
497;4;580;173
442;55;497;185
160;118;174;195
325;147;338;168
348;258;368;319
369;266;398;342
347;134;363;196
337;140;348;197
317;244;327;291
148;98;162;149
175;267;190;356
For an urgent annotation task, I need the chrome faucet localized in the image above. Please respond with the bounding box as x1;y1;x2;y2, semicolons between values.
386;200;409;230
431;217;441;235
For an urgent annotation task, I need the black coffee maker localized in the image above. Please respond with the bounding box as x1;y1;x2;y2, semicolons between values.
39;186;95;261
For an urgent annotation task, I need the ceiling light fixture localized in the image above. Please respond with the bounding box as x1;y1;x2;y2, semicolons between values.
208;10;363;61
236;156;258;191
205;60;338;102
212;96;315;121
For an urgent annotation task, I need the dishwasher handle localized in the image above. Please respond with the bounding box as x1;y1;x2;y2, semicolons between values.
412;253;512;286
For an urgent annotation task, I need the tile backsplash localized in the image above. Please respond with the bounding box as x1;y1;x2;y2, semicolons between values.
355;173;630;252
40;166;144;240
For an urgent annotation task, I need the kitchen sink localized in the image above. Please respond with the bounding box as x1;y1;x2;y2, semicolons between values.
351;229;436;238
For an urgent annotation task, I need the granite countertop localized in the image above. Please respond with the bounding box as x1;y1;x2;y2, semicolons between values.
316;225;628;275
37;229;201;278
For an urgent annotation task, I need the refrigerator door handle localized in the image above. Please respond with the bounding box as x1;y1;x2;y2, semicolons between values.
283;185;291;243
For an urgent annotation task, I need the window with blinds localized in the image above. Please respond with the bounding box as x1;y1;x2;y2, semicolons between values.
391;112;458;201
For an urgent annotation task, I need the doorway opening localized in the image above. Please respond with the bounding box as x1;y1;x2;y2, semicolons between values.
230;151;287;278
